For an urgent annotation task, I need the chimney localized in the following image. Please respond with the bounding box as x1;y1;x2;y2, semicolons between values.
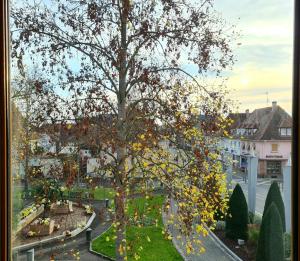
245;109;249;118
272;101;277;111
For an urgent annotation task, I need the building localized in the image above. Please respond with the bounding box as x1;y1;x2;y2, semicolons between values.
225;101;292;177
222;111;247;167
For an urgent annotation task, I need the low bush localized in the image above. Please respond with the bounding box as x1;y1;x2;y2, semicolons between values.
248;227;260;246
248;211;255;224
284;233;291;259
248;211;262;225
253;214;262;225
215;221;226;231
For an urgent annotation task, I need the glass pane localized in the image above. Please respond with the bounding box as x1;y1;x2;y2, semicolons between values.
272;144;279;152
9;0;293;260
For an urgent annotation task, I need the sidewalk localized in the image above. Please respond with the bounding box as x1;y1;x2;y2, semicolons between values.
163;199;237;261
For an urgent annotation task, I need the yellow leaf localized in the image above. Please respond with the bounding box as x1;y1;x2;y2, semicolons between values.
196;225;202;233
200;247;206;253
143;161;149;168
186;245;192;255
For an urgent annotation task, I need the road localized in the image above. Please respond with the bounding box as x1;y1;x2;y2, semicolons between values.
231;169;284;215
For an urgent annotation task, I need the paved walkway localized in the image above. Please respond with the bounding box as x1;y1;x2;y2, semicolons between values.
164;199;236;261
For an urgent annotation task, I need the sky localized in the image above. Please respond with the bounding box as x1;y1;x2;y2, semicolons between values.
213;0;294;115
12;0;294;115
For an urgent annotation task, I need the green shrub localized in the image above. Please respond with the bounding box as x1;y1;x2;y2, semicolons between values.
225;184;248;240
248;211;262;225
253;214;262;225
215;221;226;231
248;211;255;224
263;181;286;232
284;233;291;259
248;227;260;246
256;203;284;261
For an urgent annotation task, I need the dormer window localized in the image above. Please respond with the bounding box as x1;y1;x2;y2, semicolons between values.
279;128;292;136
245;128;257;135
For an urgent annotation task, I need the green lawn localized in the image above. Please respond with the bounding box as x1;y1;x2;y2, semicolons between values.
92;187;115;200
92;195;183;261
12;186;24;230
66;186;115;200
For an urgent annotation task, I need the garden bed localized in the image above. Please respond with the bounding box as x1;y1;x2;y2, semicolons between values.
13;203;92;248
214;230;257;261
16;204;44;234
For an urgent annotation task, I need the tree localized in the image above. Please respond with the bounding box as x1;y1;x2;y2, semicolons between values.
225;183;248;240
263;181;286;232
256;203;284;261
11;71;43;192
11;0;236;259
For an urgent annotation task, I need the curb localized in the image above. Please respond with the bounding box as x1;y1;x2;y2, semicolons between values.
89;224;115;261
89;243;115;261
204;224;242;261
13;212;96;252
164;198;241;261
161;210;188;261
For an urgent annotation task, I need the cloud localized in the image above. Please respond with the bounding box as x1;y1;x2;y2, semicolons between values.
211;0;293;114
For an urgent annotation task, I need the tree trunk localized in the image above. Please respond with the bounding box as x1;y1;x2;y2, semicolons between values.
115;102;127;260
24;92;30;193
24;147;29;192
115;186;127;261
115;1;129;260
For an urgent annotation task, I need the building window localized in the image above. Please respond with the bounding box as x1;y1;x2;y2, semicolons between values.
280;128;292;136
271;144;278;152
253;143;256;150
267;161;282;176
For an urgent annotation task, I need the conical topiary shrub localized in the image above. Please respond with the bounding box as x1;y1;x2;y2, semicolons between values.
256;203;284;261
263;181;286;232
225;183;248;240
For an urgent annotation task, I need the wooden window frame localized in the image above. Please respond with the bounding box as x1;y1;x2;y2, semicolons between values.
280;127;287;136
0;0;9;260
271;143;279;153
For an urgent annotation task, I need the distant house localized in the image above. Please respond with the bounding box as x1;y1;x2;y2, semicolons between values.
222;111;247;167
28;157;63;178
29;133;56;155
224;101;292;177
58;144;78;155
